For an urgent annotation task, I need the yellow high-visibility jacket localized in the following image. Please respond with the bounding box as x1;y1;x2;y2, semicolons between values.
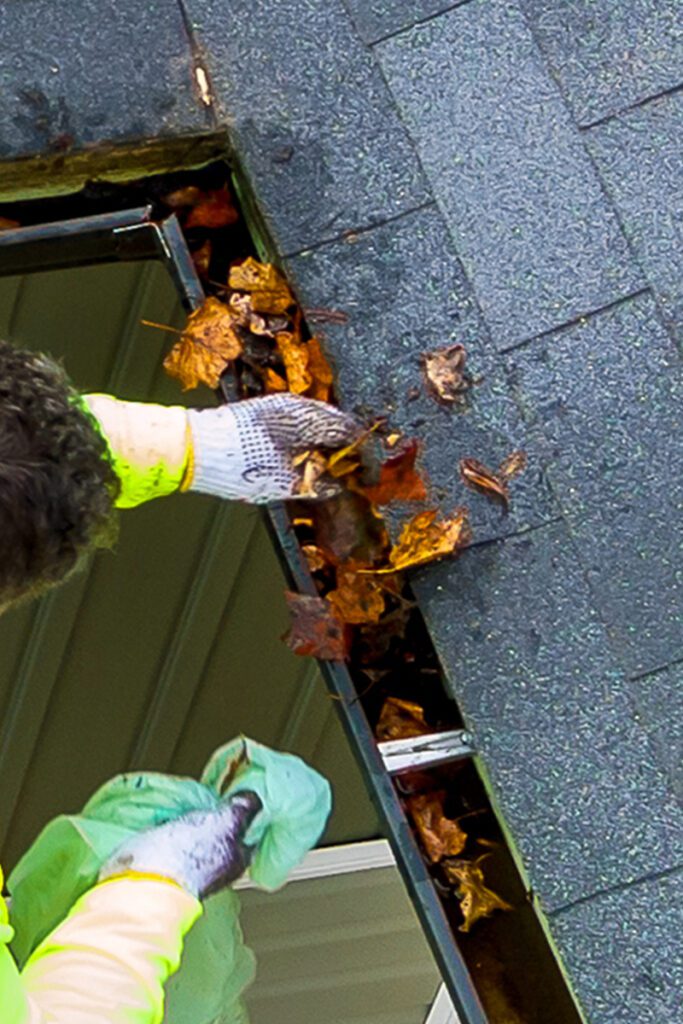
1;867;201;1024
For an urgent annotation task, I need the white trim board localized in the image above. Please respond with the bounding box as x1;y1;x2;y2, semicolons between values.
234;838;396;889
424;983;461;1024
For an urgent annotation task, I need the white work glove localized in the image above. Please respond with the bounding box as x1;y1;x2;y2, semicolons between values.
187;393;359;503
99;792;262;899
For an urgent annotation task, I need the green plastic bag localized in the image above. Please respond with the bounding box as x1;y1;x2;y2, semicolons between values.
7;738;331;1024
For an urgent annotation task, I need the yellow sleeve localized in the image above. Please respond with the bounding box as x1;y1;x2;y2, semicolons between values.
20;874;202;1024
82;394;192;509
1;867;38;1024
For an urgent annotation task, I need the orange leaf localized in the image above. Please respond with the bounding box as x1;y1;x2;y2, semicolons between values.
302;544;328;573
422;343;470;404
443;856;513;932
407;792;467;863
376;696;431;741
229;257;294;315
327;565;385;624
185;187;239;229
284;592;348;661
498;449;527;480
163;297;242;391
364;507;471;574
306;336;335;402
276;330;312;394
262;367;288;393
191;239;212;279
459;458;510;507
356;438;427;505
163;185;203;209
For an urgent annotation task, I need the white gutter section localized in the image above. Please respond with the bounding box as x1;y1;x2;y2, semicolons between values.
424;983;461;1024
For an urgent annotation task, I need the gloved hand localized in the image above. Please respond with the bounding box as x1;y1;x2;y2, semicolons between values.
98;792;261;899
187;393;360;503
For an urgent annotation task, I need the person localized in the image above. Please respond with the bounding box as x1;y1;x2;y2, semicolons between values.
2;737;332;1024
0;338;359;611
0;337;356;1020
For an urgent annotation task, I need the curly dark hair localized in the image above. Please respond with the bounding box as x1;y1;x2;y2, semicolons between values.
0;339;120;609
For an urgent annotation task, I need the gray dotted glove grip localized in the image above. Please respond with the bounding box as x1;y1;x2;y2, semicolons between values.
187;393;359;503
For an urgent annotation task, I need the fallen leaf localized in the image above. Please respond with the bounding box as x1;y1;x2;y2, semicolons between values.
229;257;294;315
326;421;383;478
357;606;410;664
422;343;470;404
365;507;471;574
306;336;335;402
191;239;212;278
262;367;288;393
163;296;243;390
443;855;513;932
376;696;431;741
311;491;390;566
498;449;527;480
276;330;312;394
284;591;348;660
185;187;239;229
229;292;271;336
407;792;468;863
460;458;510;508
302;544;328;573
356;437;427;505
327;565;386;624
0;216;20;231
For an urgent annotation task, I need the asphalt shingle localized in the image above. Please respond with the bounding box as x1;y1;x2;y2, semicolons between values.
549;869;683;1024
630;662;683;804
519;0;683;127
342;0;467;44
510;292;683;679
185;0;431;255
288;205;555;543
414;522;683;911
586;91;683;343
0;0;207;160
376;0;643;350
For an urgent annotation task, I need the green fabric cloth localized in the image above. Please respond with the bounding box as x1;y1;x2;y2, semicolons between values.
7;739;331;1024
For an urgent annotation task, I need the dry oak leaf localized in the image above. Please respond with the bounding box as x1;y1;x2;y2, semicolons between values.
365;506;471;575
229;257;295;315
376;696;431;741
327;565;385;625
422;343;470;404
306;336;335;402
276;330;312;394
407;792;467;864
284;591;348;661
163;296;243;391
460;451;527;509
443;855;513;932
356;437;427;505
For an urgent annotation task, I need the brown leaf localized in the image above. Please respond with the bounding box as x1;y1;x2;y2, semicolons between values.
0;216;20;231
163;185;203;209
294;450;328;498
276;330;312;394
443;855;513;932
355;437;427;505
185;187;239;229
407;792;468;863
327;565;386;624
311;491;390;567
229;257;294;314
422;344;470;404
229;292;271;336
306;336;335;402
163;297;243;391
498;449;527;481
365;507;471;575
459;458;510;508
284;591;348;661
214;739;250;796
326;422;383;479
376;696;431;741
262;367;288;393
